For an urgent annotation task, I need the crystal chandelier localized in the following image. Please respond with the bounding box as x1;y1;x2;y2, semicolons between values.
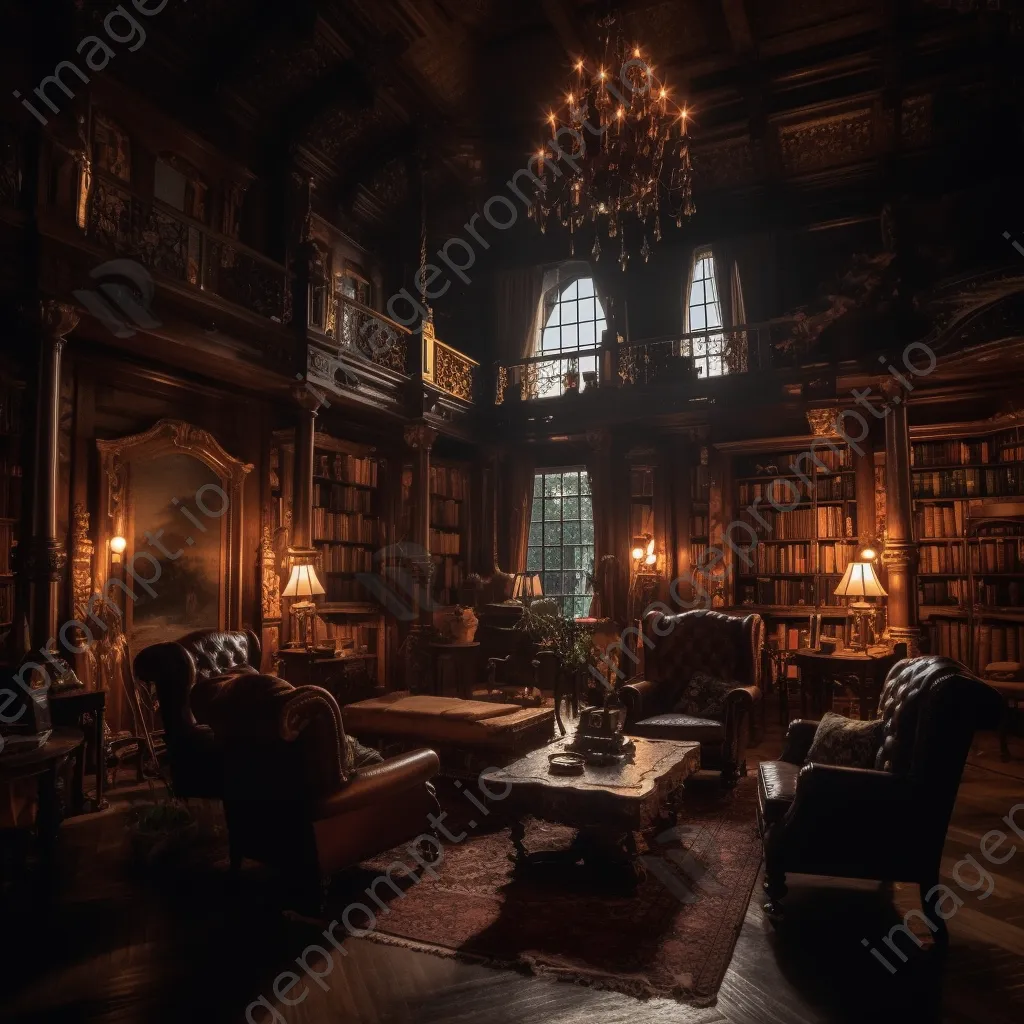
527;18;695;271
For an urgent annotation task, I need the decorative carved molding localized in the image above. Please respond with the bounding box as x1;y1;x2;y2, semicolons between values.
97;419;253;488
261;523;282;620
71;503;94;623
692;137;755;190
39;300;79;340
433;343;475;402
900;95;932;148
777;109;873;176
806;408;839;436
404;423;437;451
21;538;68;581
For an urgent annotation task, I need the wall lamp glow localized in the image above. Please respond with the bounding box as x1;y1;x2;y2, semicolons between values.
110;535;127;563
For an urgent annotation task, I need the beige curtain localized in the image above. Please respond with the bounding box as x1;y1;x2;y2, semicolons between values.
713;246;749;373
494;267;545;365
500;452;536;575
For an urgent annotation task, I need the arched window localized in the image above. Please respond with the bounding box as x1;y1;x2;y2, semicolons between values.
685;250;725;378
536;277;606;396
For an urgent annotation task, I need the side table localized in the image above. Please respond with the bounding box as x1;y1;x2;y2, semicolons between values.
793;645;904;720
0;728;84;887
276;648;378;706
49;688;107;812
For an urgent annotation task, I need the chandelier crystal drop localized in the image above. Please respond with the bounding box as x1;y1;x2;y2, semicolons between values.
529;18;695;268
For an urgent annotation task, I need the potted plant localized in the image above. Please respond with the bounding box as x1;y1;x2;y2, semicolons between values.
127;787;197;866
562;359;580;394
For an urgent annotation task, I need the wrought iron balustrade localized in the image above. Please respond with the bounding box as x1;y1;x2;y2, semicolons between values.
495;321;798;403
87;172;291;324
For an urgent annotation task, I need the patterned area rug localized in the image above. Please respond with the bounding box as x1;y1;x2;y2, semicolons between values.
356;776;762;1006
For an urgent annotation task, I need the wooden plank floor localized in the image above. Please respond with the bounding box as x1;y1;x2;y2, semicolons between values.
2;706;1023;1024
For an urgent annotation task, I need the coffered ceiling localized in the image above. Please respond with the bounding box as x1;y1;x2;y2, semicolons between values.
66;0;1019;237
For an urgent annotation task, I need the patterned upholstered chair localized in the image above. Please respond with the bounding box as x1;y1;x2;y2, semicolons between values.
619;609;765;781
757;656;1003;934
133;629;263;799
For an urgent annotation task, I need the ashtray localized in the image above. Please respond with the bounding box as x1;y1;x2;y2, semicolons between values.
547;752;586;775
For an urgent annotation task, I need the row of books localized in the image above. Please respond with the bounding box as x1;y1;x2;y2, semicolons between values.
691;515;708;537
738;479;813;507
821;542;857;574
738;447;852;476
0;524;11;574
432;557;464;591
928;619;1024;669
912;467;1023;498
325;578;372;604
312;510;378;544
430;466;468;500
973;581;1022;607
916;501;968;539
738;506;851;540
429;530;461;556
430;498;462;529
911;440;991;467
919;579;967;606
737;543;813;575
318;544;375;574
919;544;966;575
0;460;23;519
1001;445;1024;463
747;577;816;606
970;539;1024;574
315;452;379;486
313;483;375;514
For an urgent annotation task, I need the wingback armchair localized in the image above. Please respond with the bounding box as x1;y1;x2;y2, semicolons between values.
133;628;263;799
757;656;1003;935
620;609;765;781
199;671;440;904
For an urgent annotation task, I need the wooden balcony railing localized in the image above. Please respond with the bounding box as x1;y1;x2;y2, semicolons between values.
494;320;799;403
87;171;291;324
422;321;478;403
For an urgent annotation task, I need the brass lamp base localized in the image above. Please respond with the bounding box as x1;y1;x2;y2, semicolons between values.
848;601;873;651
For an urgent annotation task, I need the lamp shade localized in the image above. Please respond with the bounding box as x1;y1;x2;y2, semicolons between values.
512;572;543;601
834;561;887;599
282;563;325;599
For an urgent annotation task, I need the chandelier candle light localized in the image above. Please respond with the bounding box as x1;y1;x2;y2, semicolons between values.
529;21;695;269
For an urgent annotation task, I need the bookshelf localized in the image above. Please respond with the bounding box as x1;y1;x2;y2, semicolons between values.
0;378;24;653
429;462;469;606
731;442;858;611
913;425;1024;667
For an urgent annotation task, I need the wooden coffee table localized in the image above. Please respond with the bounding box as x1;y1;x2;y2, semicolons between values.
481;736;700;881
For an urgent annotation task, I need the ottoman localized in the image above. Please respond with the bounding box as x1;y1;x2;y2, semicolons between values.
343;693;556;773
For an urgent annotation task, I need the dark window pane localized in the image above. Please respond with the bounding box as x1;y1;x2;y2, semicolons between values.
580;474;592;495
580;495;593;518
544;522;562;546
564;520;582;544
544;547;563;570
529;523;543;546
581;521;594;544
526;547;542;571
544;474;561;497
563;474;579;495
563;496;580;520
544;497;561;520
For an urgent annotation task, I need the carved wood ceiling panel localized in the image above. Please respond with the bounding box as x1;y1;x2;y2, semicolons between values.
751;0;874;38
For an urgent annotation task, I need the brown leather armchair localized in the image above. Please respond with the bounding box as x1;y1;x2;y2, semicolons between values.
133;628;263;799
200;671;440;903
619;609;765;781
757;656;1003;936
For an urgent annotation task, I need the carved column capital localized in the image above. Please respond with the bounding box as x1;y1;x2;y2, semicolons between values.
404;422;437;451
806;407;839;437
291;382;323;415
881;541;919;572
39;300;79;341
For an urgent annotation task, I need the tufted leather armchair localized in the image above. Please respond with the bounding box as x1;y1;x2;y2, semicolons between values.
197;671;440;905
619;609;765;781
757;656;1003;934
133;629;263;799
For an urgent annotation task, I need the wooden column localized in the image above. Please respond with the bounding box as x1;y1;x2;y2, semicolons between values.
26;301;78;651
289;384;320;558
881;381;921;654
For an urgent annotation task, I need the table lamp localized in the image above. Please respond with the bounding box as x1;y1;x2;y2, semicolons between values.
512;572;543;606
834;559;887;651
283;563;326;651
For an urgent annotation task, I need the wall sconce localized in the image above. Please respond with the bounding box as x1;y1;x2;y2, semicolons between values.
110;535;127;564
631;536;657;568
